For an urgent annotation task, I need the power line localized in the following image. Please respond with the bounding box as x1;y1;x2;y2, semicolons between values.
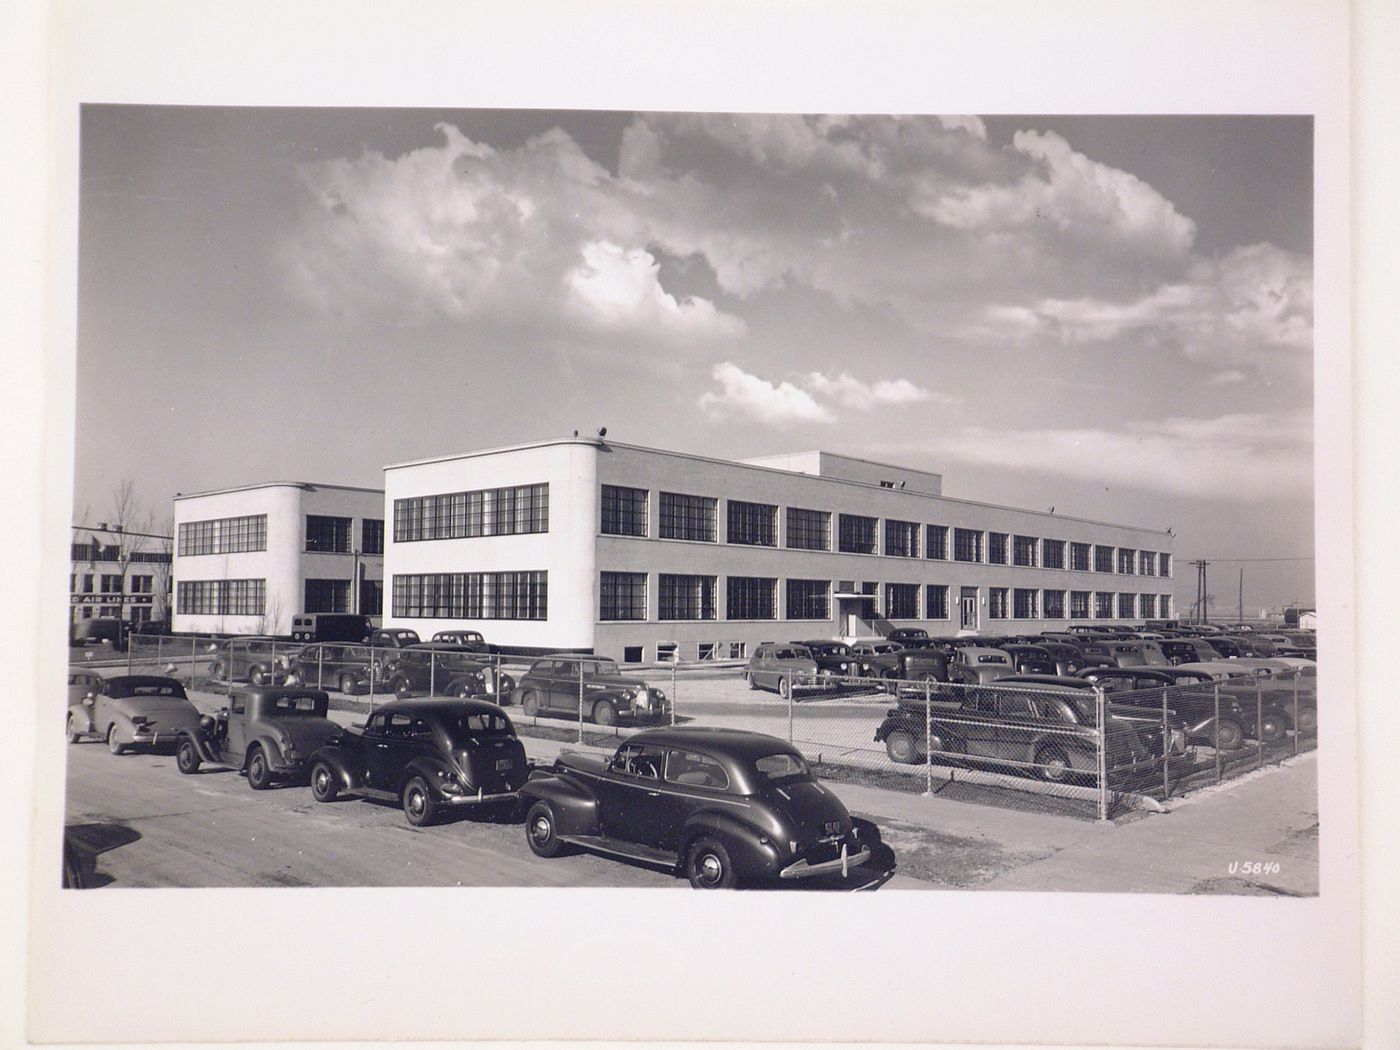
1179;556;1315;563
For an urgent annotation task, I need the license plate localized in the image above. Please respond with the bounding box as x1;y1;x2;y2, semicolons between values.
495;759;513;771
824;820;842;835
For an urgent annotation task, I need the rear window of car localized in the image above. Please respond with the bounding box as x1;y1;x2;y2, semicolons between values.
751;752;810;782
112;682;186;698
448;712;513;741
978;654;1008;664
268;695;325;715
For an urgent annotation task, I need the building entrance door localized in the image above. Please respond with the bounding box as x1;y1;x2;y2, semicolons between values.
959;587;979;631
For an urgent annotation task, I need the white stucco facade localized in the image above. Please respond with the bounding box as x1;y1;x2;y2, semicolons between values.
382;439;1177;662
171;482;385;635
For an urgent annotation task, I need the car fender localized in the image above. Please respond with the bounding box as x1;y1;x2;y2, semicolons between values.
518;774;599;837
679;810;780;878
67;703;94;735
873;712;923;743
176;727;222;763
398;755;462;800
308;745;363;791
248;733;290;769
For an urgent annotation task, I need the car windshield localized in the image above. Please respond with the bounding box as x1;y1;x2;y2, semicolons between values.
447;712;513;742
811;644;850;657
114;682;187;698
267;695;325;715
751;751;811;782
872;644;898;653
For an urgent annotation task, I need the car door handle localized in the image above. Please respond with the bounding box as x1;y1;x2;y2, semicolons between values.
646;790;661;797
375;743;389;749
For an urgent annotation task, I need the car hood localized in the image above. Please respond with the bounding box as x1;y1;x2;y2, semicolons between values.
556;751;609;777
758;779;853;851
112;696;202;727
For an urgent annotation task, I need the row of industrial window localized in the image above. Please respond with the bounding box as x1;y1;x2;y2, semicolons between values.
177;514;267;556
70;543;171;564
70;574;155;594
393;484;549;543
390;571;548;620
176;579;265;616
303;578;384;617
597;486;1169;575
597;571;1170;622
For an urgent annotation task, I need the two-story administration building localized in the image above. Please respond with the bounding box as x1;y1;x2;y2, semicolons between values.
171;482;385;636
382;439;1175;662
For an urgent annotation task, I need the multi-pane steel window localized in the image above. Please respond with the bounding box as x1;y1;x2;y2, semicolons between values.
1094;545;1115;573
925;584;949;619
727;577;777;620
727;500;777;547
659;492;717;543
1117;548;1137;575
1094;592;1115;618
600;571;647;621
99;574;123;593
658;574;717;620
1043;589;1066;619
391;571;547;620
885;519;920;558
177;514;267;556
1138;550;1156;576
1013;535;1038;567
1159;593;1173;616
360;580;383;617
130;575;153;594
988;532;1009;565
786;579;831;620
953;528;983;563
837;514;878;554
1118;592;1136;618
785;507;831;551
601;485;648;537
886;583;919;619
1159;553;1172;577
1070;542;1091;571
989;587;1009;620
1139;593;1157;618
1013;588;1039;619
304;578;350;614
362;519;385;556
1043;540;1066;570
925;524;948;560
176;578;265;616
394;483;550;541
306;515;352;553
1069;591;1091;619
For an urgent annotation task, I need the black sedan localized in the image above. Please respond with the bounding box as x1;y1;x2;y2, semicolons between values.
519;727;883;889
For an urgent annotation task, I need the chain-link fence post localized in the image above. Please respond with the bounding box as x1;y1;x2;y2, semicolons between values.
190;634;197;686
317;646;324;690
1095;685;1109;822
923;678;933;796
577;661;585;745
126;636;133;676
1213;682;1223;783
1255;677;1264;772
430;652;437;697
1292;672;1300;757
787;672;794;743
670;662;678;726
368;644;377;715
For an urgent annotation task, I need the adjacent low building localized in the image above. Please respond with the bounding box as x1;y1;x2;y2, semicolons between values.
171;482;384;636
382;438;1175;662
70;527;172;626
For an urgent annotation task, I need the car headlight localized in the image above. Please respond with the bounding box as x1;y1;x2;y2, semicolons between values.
839;662;848;672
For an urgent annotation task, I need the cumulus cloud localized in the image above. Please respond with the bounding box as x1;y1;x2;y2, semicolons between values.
565;240;745;337
699;363;945;424
698;362;833;424
928;411;1312;501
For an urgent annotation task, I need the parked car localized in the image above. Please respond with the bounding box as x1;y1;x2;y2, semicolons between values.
948;646;1015;685
882;647;955;690
849;641;905;679
368;628;422;650
174;687;340;789
999;644;1057;675
289;613;373;644
886;627;930;646
429;629;491;653
1168;662;1296;741
307;698;528;826
745;643;822;698
206;636;292;686
873;679;1163;782
67;668;104;707
508;656;670;726
381;644;515;700
1095;641;1151;668
1204;636;1245;658
287;642;384;695
65;674;202;754
791;640;858;681
1070;666;1236;749
998;674;1189;760
1034;641;1094;676
520;726;881;888
69;617;129;650
1159;639;1224;666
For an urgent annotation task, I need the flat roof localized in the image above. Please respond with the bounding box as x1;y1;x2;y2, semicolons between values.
384;437;1170;537
174;481;384;501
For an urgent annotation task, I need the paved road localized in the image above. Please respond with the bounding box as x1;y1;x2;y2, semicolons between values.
61;736;903;891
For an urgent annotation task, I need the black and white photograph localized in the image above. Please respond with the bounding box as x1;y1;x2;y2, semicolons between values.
8;2;1390;1048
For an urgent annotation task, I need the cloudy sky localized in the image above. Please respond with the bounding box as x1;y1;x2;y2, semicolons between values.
76;107;1314;611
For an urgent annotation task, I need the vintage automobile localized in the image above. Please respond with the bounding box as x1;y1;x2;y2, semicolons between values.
66;674;202;754
368;628;422;650
848;641;905;678
872;679;1164;783
520;726;880;889
307;698;528;826
206;636;292;686
948;646;1015;685
429;629;491;653
1159;638;1225;666
286;642;384;695
745;643;823;698
880;647;955;691
999;644;1057;675
1168;662;1297;741
1033;640;1099;675
174;687;340;789
289;613;373;644
885;627;930;646
1095;641;1151;668
67;668;104;707
1070;666;1239;749
508;656;670;726
382;644;515;700
69;616;129;650
791;640;858;681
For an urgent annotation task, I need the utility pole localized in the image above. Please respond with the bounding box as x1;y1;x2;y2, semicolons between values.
1191;559;1210;624
1238;568;1244;624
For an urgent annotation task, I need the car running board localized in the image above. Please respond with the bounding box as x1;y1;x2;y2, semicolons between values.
559;835;676;869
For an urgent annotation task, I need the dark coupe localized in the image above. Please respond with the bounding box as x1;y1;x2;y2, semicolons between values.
174;687;340;789
520;727;881;889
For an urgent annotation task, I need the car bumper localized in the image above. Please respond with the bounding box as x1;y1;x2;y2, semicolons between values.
128;729;178;748
779;844;872;879
439;787;520;806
